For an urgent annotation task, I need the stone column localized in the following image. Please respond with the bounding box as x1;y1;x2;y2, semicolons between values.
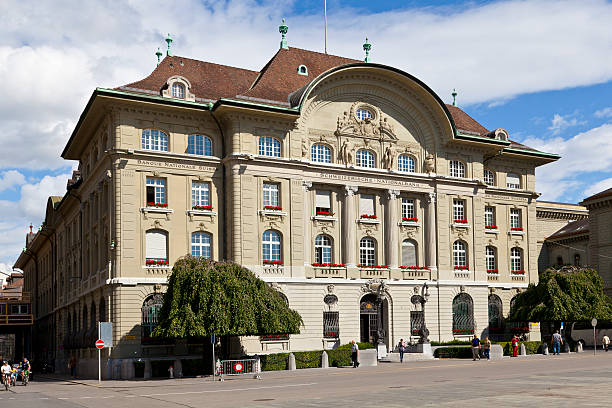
386;189;400;269
426;192;437;272
303;181;313;269
343;186;358;267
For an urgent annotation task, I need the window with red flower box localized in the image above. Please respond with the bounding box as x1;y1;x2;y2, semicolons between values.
192;205;213;211
360;214;377;219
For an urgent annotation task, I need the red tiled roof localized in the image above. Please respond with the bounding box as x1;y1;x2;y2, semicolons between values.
117;47;546;154
547;219;589;240
119;56;258;102
240;47;359;103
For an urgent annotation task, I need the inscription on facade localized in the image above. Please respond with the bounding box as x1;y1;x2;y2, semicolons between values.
318;173;426;188
137;160;216;171
484;193;528;202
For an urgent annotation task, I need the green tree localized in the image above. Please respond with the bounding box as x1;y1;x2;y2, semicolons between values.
508;267;612;322
152;257;302;338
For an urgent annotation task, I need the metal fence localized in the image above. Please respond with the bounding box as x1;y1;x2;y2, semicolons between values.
219;358;261;381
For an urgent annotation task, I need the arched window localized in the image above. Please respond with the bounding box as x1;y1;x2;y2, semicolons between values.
141;129;168;151
192;232;212;259
449;160;465;178
297;65;308;76
356;149;375;168
141;293;163;339
484;169;495;185
356;108;373;121
485;246;497;271
314;235;333;264
188;135;213;156
510;247;523;272
311;144;331;163
359;237;376;266
99;297;106;322
172;83;185;98
507;173;521;189
262;230;281;263
258;136;281;157
401;239;417;266
90;301;96;329
453;240;467;268
397;154;415;173
488;294;503;331
145;229;168;265
452;293;474;335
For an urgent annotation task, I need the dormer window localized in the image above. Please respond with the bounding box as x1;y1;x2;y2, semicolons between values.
297;65;308;76
172;83;185;99
162;76;195;101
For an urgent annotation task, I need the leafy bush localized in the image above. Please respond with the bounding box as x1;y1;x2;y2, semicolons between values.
327;342;374;367
430;340;471;346
294;351;323;369
260;353;289;371
496;341;544;355
434;346;472;359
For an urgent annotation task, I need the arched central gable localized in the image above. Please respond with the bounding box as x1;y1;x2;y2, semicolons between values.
293;63;456;157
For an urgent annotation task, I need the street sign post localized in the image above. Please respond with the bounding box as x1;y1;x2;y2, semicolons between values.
211;333;216;382
95;339;105;349
592;318;598;355
96;321;113;384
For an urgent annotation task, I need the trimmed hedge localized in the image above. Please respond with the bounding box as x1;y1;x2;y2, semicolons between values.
434;346;472;359
259;342;374;371
430;340;471;346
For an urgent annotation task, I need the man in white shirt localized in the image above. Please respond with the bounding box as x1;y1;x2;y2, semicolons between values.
603;335;610;352
351;340;359;368
1;361;11;386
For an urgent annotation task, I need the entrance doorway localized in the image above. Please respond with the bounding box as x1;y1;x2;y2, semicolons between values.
360;294;381;344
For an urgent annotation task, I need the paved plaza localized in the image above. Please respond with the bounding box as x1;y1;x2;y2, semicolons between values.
1;352;611;407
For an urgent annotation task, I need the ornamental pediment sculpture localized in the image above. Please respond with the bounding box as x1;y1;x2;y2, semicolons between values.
335;102;397;140
361;279;388;297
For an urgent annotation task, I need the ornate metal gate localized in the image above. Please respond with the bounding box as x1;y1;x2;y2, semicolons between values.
452;293;474;335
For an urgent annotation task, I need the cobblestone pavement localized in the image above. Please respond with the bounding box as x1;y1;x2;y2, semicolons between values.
2;352;611;407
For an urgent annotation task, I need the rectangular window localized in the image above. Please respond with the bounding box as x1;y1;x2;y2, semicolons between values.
323;311;339;338
146;177;166;205
359;194;375;216
507;173;521;189
401;198;415;220
263;183;280;208
192;181;211;208
453;199;465;222
486;247;496;271
315;190;332;214
146;230;168;263
10;305;29;315
485;206;495;227
410;311;424;336
510;208;522;229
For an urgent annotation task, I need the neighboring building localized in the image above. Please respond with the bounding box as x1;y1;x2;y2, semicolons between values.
0;271;33;362
581;189;612;297
15;27;561;378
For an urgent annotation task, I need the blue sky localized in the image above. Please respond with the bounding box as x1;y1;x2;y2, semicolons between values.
0;0;611;271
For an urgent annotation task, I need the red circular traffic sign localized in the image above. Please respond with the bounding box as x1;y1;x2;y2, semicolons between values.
95;339;105;349
234;362;243;372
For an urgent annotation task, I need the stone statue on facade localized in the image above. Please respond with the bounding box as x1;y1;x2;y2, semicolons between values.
340;140;352;165
424;154;435;173
301;139;309;158
382;146;396;170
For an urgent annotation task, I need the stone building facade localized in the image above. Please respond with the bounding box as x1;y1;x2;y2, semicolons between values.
15;33;560;378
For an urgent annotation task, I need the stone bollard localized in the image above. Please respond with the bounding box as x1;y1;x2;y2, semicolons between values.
542;343;549;355
288;353;296;371
520;344;526;356
564;342;570;353
577;342;583;353
144;360;152;379
321;351;329;369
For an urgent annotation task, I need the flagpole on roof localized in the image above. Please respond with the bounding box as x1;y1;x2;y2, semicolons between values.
324;0;328;54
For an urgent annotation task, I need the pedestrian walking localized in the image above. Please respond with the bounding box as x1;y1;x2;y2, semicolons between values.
471;334;481;361
511;335;519;357
68;355;77;378
551;330;563;355
398;339;406;363
482;336;491;360
602;335;610;352
351;340;360;368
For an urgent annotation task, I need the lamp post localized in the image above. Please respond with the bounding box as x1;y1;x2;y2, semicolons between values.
369;280;387;346
419;283;431;344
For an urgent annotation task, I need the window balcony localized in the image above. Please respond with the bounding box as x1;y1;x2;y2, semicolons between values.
400;266;431;280
452;220;470;228
259;207;287;217
453;266;470;279
358;215;380;224
141;204;173;215
358;265;390;279
312;264;347;278
509;227;525;236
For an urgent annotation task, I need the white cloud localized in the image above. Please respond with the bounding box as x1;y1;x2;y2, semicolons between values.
548;113;585;135
583;177;612;198
0;0;610;172
0;173;71;265
594;107;612;118
0;170;25;192
524;124;612;200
